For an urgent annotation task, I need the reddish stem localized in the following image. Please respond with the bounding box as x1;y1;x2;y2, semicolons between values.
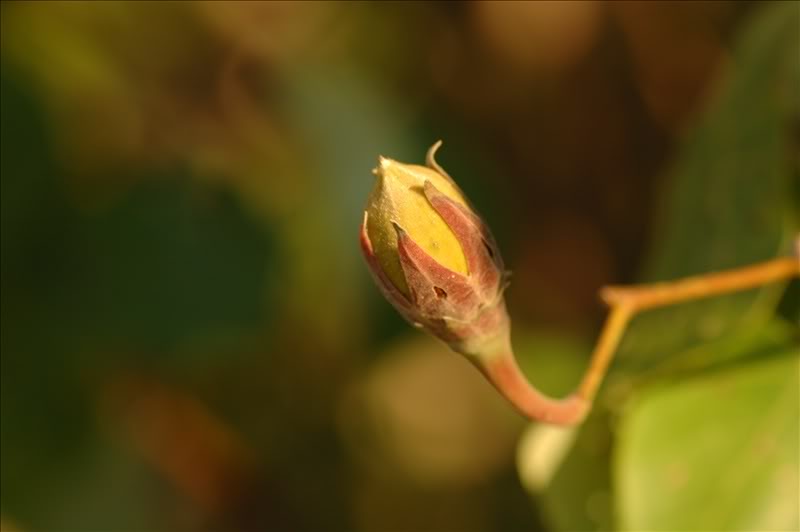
481;351;589;426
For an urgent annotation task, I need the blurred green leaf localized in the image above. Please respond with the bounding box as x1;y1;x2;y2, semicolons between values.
74;177;275;354
615;338;799;531
616;316;799;386
1;69;97;522
1;65;276;528
0;67;276;357
616;1;799;373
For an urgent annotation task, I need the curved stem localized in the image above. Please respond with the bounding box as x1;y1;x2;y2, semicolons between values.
463;303;589;425
476;252;799;426
477;304;632;425
480;342;590;426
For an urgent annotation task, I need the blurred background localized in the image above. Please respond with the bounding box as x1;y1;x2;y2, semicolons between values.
1;1;798;531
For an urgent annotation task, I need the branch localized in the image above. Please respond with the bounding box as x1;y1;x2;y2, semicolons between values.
600;257;799;312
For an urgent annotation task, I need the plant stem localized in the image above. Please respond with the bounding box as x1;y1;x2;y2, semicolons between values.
600;257;799;312
484;253;799;425
482;345;590;426
576;304;633;402
577;254;798;406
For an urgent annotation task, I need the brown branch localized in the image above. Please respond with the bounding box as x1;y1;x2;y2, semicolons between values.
600;257;799;312
576;304;634;402
577;254;799;406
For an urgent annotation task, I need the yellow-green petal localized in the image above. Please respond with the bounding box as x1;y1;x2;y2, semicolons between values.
365;156;468;296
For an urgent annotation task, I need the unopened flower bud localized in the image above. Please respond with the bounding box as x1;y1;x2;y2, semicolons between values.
359;141;508;356
360;142;591;426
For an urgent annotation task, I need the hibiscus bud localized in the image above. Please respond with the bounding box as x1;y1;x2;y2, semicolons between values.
359;141;508;357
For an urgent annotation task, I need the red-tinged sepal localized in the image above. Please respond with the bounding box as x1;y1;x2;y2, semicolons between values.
422;180;504;300
392;222;479;322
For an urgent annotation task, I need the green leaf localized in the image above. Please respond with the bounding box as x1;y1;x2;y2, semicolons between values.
616;317;799;388
615;344;799;531
616;2;800;373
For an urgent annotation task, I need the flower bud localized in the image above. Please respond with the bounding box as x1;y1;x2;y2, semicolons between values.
359;141;508;356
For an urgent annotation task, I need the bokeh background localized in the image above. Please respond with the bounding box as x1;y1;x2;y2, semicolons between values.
1;1;798;531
